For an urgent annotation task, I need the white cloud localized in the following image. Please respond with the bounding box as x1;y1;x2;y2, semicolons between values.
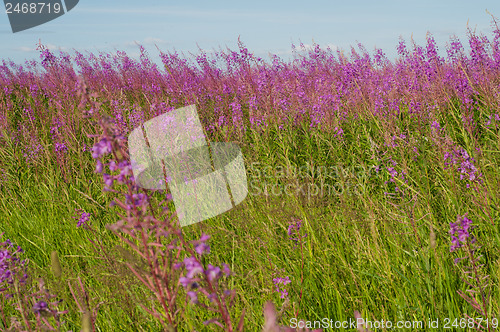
143;37;169;45
17;46;35;52
326;43;338;51
15;43;68;53
124;40;138;47
45;44;68;51
273;49;293;55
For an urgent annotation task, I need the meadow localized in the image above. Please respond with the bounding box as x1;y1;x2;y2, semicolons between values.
0;21;500;331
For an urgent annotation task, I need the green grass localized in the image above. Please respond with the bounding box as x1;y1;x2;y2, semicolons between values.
1;101;500;331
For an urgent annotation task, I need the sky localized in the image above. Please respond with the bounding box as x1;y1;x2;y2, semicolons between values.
1;0;500;67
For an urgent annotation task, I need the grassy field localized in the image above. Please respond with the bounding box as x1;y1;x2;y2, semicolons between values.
0;28;500;331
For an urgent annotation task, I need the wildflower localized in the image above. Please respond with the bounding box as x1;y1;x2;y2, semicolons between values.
279;289;288;299
32;301;48;314
386;167;398;182
108;160;117;171
273;276;291;299
54;142;68;153
273;276;291;288
187;291;198;304
199;234;210;242
431;121;441;130
0;235;28;296
77;212;91;228
288;217;307;247
194;233;211;255
91;137;112;159
124;193;148;207
205;264;222;282
195;242;210;255
222;264;231;277
179;277;191;288
444;147;483;187
449;214;474;252
103;174;114;187
95;160;103;173
183;257;203;279
288;220;301;238
333;126;344;140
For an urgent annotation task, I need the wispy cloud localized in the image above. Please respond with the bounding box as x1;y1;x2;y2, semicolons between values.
124;37;170;48
14;43;67;53
17;46;35;52
46;44;68;51
144;37;169;45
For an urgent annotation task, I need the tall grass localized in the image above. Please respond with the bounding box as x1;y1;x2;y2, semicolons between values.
0;21;499;331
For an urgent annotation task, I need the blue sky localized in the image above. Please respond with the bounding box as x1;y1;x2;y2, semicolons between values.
1;0;500;66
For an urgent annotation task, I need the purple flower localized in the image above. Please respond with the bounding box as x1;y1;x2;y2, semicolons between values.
195;243;210;255
108;161;117;171
179;277;191;288
184;257;203;279
32;301;48;314
77;212;91;228
199;234;210;242
288;218;307;247
443;147;482;186
273;276;291;299
273;276;291;287
431;121;441;130
95;160;103;173
124;193;148;207
91;138;112;159
103;174;114;187
193;233;211;255
187;291;198;304
0;235;28;295
206;264;222;282
54;142;68;153
386;167;398;181
449;214;474;252
450;236;461;252
222;264;231;277
288;219;302;237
